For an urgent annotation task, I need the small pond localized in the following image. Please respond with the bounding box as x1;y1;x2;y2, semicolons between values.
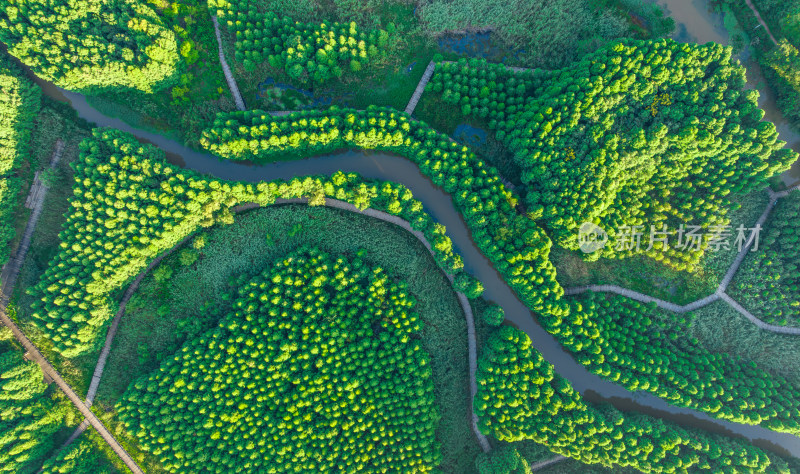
256;78;353;110
453;124;488;149
437;31;525;64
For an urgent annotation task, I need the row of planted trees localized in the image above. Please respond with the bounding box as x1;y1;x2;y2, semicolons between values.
211;0;390;83
118;247;441;472
475;326;794;473
0;54;40;270
29;127;474;356
200;106;567;318
426;39;796;270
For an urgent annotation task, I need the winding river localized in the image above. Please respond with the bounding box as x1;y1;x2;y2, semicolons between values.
19;11;800;458
32;86;799;459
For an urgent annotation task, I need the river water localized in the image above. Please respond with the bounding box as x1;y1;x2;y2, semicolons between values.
36;87;798;458
653;0;800;185
14;25;800;458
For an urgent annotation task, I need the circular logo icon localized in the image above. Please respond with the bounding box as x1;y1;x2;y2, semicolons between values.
578;222;608;253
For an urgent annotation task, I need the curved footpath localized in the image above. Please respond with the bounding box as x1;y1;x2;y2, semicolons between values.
745;0;779;46
0;142;144;474
75;198;493;454
51;87;800;457
565;183;800;335
530;455;569;471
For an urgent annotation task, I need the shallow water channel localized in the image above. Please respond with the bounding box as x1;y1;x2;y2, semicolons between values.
34;86;798;458
13;24;800;456
653;0;800;185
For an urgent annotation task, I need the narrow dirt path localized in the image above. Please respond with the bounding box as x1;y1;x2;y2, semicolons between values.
0;141;63;286
81;197;492;455
719;292;800;334
0;141;144;474
564;285;720;313
564;185;800;334
530;455;568;471
745;0;779;46
211;15;246;111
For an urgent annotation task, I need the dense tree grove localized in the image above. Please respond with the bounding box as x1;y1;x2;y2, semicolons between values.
566;292;800;434
200;107;567;318
763;39;800;123
0;54;40;269
427;39;796;270
475;326;793;473
0;346;68;472
731;191;800;325
40;438;111;474
210;0;390;83
29;128;472;356
474;446;531;474
0;0;181;92
729;0;800;125
118;247;441;472
199;106;800;435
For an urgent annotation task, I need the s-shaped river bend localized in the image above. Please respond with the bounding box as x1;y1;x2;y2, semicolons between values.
53;87;800;458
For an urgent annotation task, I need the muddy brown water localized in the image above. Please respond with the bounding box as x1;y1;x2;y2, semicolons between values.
8;35;798;456
654;0;800;186
40;86;798;458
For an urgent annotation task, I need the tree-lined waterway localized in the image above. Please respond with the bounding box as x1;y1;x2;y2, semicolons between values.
25;85;796;458
654;0;800;185
13;12;800;456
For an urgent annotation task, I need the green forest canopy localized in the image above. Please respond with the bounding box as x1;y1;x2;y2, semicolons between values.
199;105;800;434
0;0;181;92
427;39;797;270
40;437;112;474
118;247;441;472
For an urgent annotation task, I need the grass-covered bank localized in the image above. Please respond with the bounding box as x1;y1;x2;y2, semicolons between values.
552;188;770;305
91;205;490;473
690;300;800;385
9;105;94;395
